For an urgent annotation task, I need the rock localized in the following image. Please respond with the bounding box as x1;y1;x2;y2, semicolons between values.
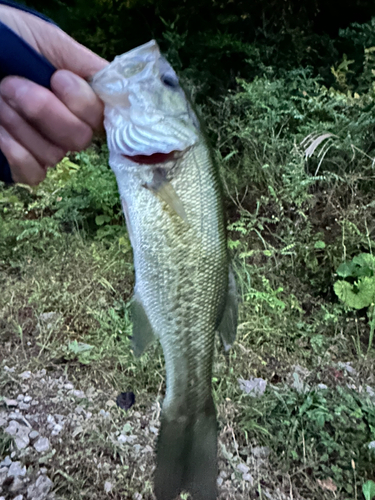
70;390;85;399
51;424;63;436
0;456;12;468
13;495;24;500
149;426;158;434
251;446;270;458
27;475;53;499
0;417;7;427
29;431;39;442
19;371;32;380
217;477;223;486
9;476;25;492
98;410;110;419
104;481;113;493
33;437;50;453
4;399;18;408
317;383;328;390
17;395;25;402
0;468;8;486
8;462;26;478
369;441;375;450
64;383;74;390
338;362;356;375
5;420;19;436
18;403;31;411
238;377;267;397
243;473;254;483
23;396;32;404
236;463;249;474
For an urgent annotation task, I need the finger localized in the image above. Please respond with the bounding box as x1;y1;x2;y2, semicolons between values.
0;96;65;167
0;5;108;78
0;126;46;185
51;70;104;130
0;77;93;152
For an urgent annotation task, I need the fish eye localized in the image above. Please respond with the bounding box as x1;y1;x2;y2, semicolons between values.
161;74;179;88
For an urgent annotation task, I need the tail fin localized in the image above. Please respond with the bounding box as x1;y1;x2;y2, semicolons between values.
154;399;218;500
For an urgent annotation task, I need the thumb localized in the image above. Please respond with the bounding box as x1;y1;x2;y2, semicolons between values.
0;5;108;78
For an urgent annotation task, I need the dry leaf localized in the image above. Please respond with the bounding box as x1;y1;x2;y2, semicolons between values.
317;478;337;492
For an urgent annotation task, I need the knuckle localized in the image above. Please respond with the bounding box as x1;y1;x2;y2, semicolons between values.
44;146;65;167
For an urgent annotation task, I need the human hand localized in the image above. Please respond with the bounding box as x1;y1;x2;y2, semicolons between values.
0;5;108;185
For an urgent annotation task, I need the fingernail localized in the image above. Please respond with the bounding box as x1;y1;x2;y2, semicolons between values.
53;70;84;95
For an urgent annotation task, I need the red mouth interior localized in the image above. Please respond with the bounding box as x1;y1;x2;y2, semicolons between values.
123;151;177;165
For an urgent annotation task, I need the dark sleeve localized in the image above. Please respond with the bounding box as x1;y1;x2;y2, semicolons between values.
0;1;56;184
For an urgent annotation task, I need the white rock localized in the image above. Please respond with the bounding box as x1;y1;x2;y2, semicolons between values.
13;495;24;500
10;476;25;492
8;462;26;478
64;383;74;390
217;476;223;486
19;371;32;380
17;395;25;402
251;446;270;458
0;456;12;467
27;475;53;499
236;463;249;474
23;396;32;404
149;426;158;434
4;399;18;407
243;473;254;483
29;430;39;441
0;417;7;427
238;377;267;397
104;481;113;493
18;403;31;411
5;420;19;436
34;437;50;453
51;424;63;436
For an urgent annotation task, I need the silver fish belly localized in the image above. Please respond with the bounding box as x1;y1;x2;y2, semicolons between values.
91;40;237;500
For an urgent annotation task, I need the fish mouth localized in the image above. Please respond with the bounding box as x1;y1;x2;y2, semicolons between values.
123;150;183;165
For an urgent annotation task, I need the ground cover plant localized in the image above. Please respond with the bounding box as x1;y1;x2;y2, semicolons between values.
2;2;375;499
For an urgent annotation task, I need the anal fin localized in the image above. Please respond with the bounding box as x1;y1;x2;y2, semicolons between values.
217;267;238;351
130;293;156;357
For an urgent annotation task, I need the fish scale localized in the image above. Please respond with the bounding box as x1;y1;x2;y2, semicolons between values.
91;40;237;500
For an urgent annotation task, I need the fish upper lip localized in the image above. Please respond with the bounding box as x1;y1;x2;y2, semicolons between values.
122;150;184;165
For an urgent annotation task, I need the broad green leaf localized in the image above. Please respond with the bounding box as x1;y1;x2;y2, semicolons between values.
314;240;326;249
95;214;111;226
334;277;375;309
336;262;355;278
363;480;375;500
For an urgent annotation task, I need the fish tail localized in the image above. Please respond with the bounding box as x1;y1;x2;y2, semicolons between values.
154;397;218;500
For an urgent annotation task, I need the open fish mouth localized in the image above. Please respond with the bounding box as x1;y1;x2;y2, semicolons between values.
123;150;184;165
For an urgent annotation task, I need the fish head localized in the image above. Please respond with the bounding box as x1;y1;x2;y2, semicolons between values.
91;40;199;167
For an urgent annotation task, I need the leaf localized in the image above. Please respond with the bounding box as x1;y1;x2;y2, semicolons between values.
95;214;111;226
336;261;355;278
68;341;94;354
334;278;375;309
352;253;375;273
363;480;375;500
314;240;326;249
317;478;337;492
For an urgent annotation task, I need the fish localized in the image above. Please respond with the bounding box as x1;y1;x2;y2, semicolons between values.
91;40;237;500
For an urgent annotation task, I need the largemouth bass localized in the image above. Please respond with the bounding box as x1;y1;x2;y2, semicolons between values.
91;40;237;500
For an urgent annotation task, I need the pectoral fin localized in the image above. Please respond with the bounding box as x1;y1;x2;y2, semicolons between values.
130;293;156;357
144;167;188;222
217;268;238;351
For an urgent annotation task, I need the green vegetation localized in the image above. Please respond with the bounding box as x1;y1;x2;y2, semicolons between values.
2;0;375;498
